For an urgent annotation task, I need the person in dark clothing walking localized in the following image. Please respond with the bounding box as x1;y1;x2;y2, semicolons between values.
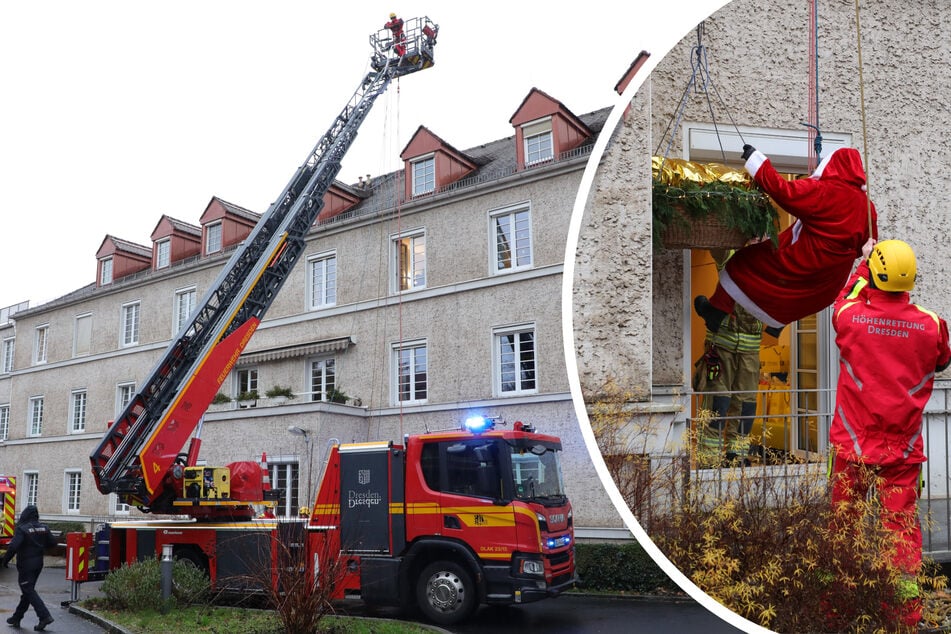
1;506;56;630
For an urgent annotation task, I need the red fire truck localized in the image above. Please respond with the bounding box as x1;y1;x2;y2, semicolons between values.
79;416;575;624
66;17;576;626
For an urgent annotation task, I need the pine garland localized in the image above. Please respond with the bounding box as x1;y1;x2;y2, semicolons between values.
652;179;779;249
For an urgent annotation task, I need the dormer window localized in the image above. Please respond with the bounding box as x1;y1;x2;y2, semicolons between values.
523;118;553;165
206;222;222;254
412;155;435;196
99;257;113;285
156;239;170;269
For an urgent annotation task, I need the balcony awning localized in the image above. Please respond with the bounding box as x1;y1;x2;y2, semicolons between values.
237;336;352;366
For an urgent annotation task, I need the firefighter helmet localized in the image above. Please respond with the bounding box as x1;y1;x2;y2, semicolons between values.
868;239;917;292
389;12;397;19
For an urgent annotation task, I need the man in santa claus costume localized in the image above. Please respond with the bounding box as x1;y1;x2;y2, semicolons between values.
694;144;878;336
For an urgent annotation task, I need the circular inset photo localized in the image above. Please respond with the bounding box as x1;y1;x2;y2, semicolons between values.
569;1;951;632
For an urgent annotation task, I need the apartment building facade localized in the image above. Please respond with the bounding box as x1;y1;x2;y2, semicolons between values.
0;88;626;535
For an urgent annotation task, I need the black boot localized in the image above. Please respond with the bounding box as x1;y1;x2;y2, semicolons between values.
764;325;784;338
694;296;727;333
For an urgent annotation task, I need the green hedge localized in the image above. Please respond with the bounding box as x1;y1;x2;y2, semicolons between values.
574;542;681;594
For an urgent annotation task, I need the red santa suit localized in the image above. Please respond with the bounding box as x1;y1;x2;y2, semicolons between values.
829;259;951;626
709;147;878;328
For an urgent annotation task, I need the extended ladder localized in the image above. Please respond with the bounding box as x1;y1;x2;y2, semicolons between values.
90;17;438;513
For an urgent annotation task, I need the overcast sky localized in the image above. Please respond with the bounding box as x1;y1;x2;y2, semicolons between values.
0;1;729;309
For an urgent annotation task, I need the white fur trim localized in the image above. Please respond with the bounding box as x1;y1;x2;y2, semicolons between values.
719;268;785;328
744;150;767;178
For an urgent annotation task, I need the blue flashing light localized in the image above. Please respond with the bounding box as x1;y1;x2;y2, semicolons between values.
464;415;494;433
546;534;572;549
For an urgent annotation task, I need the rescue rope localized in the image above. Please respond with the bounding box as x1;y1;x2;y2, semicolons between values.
853;0;874;238
655;23;746;165
804;0;822;171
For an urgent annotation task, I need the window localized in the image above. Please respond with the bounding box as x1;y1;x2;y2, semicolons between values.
310;358;336;402
110;494;131;515
28;396;43;436
496;325;537;394
23;472;37;508
393;340;427;403
0;405;8;441
270;461;300;517
99;257;113;285
308;252;337;309
33;325;48;364
70;390;87;433
74;313;92;357
236;368;258;404
1;337;13;373
156;239;171;268
394;230;426;292
116;382;136;417
121;302;140;347
523;118;553;165
65;470;82;514
174;287;196;334
491;206;533;272
206;222;222;254
412;155;435;196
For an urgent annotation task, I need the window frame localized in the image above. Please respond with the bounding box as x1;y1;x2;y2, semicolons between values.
99;257;113;285
522;117;554;165
392;228;427;293
0;404;9;441
173;286;197;335
489;203;533;274
156;238;171;269
120;301;140;347
307;251;337;310
1;337;13;373
69;389;87;434
494;323;538;396
33;324;49;365
28;395;44;437
64;469;82;514
392;339;428;405
411;154;436;196
23;471;38;508
205;221;223;255
116;382;136;418
73;313;92;358
309;357;336;402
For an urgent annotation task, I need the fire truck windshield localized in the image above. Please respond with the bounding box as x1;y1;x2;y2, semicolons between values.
509;442;566;503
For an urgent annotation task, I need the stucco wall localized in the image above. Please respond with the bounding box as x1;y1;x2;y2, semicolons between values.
574;0;951;398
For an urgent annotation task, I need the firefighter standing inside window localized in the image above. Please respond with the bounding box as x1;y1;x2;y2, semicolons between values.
829;239;951;628
698;248;763;466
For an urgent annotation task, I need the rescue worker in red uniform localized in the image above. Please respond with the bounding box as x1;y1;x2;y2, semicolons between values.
695;145;878;337
829;239;951;628
384;12;406;56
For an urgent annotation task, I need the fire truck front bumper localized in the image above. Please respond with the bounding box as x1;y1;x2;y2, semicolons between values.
483;560;578;605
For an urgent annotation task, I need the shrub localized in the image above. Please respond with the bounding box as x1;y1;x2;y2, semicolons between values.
101;557;210;611
575;542;679;594
589;385;949;633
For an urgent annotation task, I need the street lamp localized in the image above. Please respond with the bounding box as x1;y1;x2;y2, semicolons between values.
287;426;315;513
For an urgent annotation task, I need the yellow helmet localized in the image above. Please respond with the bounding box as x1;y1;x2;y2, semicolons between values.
389;12;397;19
868;239;917;292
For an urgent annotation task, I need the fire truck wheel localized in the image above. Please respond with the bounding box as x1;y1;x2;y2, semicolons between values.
416;560;477;625
174;547;210;577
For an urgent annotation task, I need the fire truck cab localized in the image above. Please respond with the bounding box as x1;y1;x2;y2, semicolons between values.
311;416;576;625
